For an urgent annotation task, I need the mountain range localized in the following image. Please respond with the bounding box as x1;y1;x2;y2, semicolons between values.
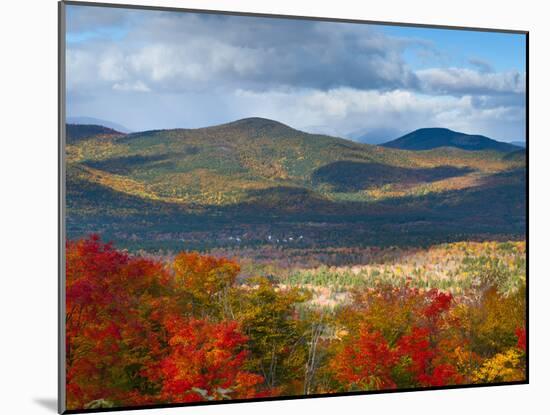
65;117;526;250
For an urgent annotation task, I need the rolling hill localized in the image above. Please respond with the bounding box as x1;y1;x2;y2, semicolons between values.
65;118;526;250
503;149;527;162
66;124;126;143
67;117;131;133
381;128;521;152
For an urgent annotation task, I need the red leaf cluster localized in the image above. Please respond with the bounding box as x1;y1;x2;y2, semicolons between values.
65;235;263;410
331;328;397;390
516;327;527;352
332;287;462;389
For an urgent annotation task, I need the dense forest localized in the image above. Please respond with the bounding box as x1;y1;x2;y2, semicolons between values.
66;236;526;410
65;120;525;252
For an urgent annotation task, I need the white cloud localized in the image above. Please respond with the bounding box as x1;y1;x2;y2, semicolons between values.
233;87;525;141
98;50;128;82
66;12;419;94
112;80;150;92
417;67;525;95
65;6;526;141
66;49;97;91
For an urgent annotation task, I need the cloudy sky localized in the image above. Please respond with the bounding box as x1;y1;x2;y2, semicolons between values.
65;4;526;142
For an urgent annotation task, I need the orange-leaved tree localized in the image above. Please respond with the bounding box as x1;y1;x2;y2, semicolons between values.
66;235;265;409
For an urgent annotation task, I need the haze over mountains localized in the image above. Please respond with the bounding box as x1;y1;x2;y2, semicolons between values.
65;117;526;250
345;127;405;145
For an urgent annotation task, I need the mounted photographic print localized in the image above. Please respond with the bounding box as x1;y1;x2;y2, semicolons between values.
59;1;528;413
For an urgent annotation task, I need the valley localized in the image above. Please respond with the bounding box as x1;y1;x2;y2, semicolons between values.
65;118;526;252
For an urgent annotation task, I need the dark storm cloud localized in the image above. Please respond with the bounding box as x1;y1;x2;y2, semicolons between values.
65;5;526;141
67;11;420;93
67;10;525;99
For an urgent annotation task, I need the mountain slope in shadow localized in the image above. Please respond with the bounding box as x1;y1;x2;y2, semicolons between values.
382;128;520;152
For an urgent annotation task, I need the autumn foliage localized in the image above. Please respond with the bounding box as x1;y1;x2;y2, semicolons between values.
66;236;526;410
155;318;263;402
66;236;263;409
329;283;525;391
329;288;462;390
